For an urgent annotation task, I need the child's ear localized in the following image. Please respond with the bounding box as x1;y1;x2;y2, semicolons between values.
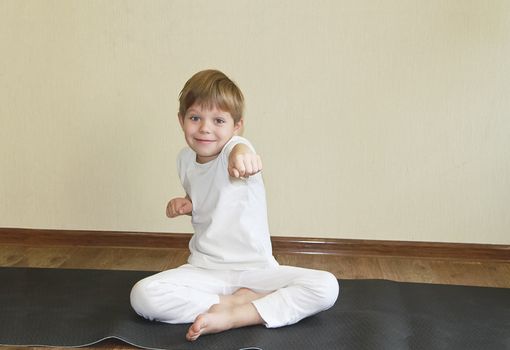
178;113;184;129
234;118;244;135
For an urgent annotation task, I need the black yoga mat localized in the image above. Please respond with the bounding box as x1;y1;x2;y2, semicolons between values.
0;267;509;350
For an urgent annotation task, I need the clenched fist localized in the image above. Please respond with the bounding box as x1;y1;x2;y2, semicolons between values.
228;144;262;178
166;197;192;218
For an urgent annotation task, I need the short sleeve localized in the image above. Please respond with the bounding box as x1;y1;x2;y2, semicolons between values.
222;136;256;159
176;147;194;186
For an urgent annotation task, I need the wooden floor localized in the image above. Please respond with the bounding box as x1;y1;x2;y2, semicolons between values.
1;242;509;349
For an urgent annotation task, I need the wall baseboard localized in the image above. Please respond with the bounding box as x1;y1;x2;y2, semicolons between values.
1;227;508;262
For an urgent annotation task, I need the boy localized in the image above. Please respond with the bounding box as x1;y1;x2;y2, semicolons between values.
130;69;339;341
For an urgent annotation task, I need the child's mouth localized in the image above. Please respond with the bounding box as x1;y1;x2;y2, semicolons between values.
195;138;215;143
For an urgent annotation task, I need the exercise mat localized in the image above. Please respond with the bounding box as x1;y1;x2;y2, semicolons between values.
0;267;509;350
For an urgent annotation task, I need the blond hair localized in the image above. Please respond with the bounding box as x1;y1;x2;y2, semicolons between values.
178;70;244;123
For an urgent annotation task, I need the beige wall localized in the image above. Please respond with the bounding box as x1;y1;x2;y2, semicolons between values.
1;1;509;244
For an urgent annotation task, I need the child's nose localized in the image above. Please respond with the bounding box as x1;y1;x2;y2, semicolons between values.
199;120;211;133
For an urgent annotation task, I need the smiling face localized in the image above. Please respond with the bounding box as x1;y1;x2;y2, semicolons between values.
179;103;243;163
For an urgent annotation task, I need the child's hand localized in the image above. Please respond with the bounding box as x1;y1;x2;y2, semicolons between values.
228;151;263;178
166;197;192;218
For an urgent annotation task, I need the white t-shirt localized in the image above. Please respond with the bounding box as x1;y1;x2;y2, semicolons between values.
177;136;279;270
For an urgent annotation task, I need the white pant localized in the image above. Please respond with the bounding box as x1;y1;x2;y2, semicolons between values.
130;264;339;328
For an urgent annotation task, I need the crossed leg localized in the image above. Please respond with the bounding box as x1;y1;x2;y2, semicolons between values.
131;265;339;342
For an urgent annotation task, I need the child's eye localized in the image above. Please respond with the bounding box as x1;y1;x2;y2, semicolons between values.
190;115;200;122
215;118;226;125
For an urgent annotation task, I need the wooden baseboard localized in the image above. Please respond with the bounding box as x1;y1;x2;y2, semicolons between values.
0;227;508;262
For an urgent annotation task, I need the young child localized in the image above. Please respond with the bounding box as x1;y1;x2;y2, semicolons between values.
130;69;339;341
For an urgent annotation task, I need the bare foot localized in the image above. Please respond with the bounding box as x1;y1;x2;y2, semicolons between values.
186;304;233;341
227;288;269;305
186;289;269;342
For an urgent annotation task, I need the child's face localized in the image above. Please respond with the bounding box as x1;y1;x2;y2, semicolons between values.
179;103;242;163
